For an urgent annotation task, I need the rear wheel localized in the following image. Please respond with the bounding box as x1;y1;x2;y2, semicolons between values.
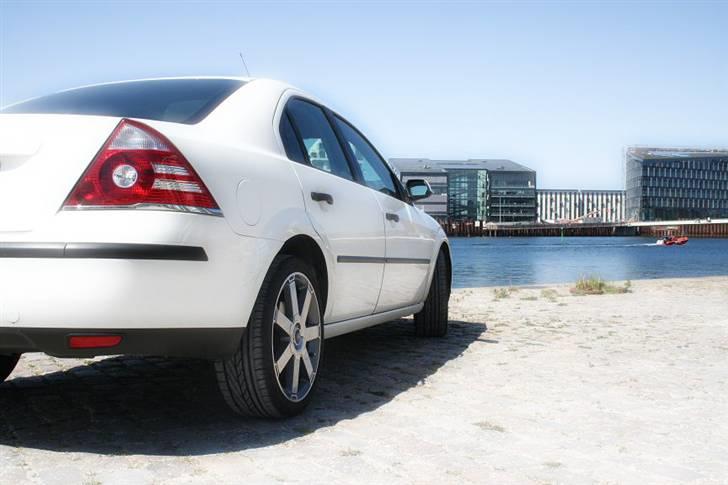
414;250;450;337
0;354;20;384
216;255;324;418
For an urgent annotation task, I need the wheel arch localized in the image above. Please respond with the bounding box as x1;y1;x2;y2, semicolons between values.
439;241;453;293
420;240;453;303
277;234;330;313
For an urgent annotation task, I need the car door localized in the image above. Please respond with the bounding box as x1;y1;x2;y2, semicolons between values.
332;116;436;312
282;98;386;322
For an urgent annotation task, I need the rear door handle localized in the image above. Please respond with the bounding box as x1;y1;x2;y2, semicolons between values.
311;192;333;205
386;213;400;222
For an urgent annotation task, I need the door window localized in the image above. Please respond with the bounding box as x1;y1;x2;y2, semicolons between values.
286;99;354;181
334;117;399;198
279;113;306;164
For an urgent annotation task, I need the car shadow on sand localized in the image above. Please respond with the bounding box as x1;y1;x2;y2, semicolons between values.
0;319;487;456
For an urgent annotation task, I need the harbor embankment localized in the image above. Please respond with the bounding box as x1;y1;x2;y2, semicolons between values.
444;219;728;237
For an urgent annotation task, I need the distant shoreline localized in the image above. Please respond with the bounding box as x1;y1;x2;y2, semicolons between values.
443;219;728;238
448;234;728;238
453;274;728;291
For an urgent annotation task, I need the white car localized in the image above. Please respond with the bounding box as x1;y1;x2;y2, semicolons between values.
0;77;451;417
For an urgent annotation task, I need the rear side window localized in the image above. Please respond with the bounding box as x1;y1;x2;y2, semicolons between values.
279;113;306;163
0;79;244;124
286;99;353;181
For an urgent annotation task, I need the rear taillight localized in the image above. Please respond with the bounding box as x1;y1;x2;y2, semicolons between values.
63;119;221;215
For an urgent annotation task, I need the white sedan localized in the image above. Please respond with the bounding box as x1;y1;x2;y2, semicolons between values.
0;77;451;417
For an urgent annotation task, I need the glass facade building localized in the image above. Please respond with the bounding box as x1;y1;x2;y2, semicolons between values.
487;169;537;223
391;158;537;222
446;168;488;220
625;148;728;221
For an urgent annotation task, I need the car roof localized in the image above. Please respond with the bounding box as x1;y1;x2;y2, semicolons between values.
1;76;305;113
48;76;292;94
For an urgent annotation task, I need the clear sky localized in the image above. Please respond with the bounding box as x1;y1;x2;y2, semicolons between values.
1;1;726;189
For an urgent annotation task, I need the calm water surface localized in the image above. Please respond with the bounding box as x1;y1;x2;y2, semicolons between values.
450;237;728;288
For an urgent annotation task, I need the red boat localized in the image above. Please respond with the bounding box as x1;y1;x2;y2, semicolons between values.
657;235;688;246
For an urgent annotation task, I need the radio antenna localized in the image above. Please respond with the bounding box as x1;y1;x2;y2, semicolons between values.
239;52;251;77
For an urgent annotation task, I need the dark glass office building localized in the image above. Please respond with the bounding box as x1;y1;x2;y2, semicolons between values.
486;163;537;223
625;147;728;221
444;167;488;220
391;158;537;222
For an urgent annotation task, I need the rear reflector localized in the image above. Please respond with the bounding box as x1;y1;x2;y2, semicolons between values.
63;119;221;215
68;335;123;349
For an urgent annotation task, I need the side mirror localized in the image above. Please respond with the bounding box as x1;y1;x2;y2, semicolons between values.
406;179;433;201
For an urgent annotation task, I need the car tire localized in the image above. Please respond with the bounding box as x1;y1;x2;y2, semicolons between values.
216;255;324;418
414;250;450;337
0;354;20;384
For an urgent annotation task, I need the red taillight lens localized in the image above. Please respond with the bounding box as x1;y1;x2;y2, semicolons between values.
64;119;221;215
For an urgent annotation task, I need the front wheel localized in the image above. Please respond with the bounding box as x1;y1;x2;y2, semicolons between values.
216;255;324;418
0;354;20;384
414;250;450;337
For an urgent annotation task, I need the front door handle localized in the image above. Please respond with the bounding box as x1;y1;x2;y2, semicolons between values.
311;192;334;205
386;212;400;222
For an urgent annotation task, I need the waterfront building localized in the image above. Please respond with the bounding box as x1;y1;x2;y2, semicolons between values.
537;189;625;223
625;147;728;221
391;158;537;222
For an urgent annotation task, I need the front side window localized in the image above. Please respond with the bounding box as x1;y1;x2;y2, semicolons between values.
333;117;398;198
286;99;353;181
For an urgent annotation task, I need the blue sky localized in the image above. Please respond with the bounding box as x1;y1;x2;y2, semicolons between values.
1;1;726;189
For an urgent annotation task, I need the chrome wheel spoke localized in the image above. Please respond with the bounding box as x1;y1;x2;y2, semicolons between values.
274;306;293;334
301;350;315;379
300;288;312;326
287;279;300;323
302;324;320;341
291;355;301;396
275;345;294;375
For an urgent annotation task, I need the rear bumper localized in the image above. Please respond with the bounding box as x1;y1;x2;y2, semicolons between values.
0;327;243;359
0;211;283;336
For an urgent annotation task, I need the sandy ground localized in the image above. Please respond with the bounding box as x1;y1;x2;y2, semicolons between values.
1;277;727;484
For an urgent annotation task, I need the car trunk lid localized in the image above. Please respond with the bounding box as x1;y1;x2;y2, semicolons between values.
0;114;120;232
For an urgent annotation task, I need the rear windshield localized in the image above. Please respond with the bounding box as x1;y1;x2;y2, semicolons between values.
0;79;244;124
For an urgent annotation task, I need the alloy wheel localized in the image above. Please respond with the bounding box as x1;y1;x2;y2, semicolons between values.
271;272;322;402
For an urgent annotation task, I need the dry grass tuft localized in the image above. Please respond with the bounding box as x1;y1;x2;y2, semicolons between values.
540;288;560;302
493;287;517;300
571;276;631;296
